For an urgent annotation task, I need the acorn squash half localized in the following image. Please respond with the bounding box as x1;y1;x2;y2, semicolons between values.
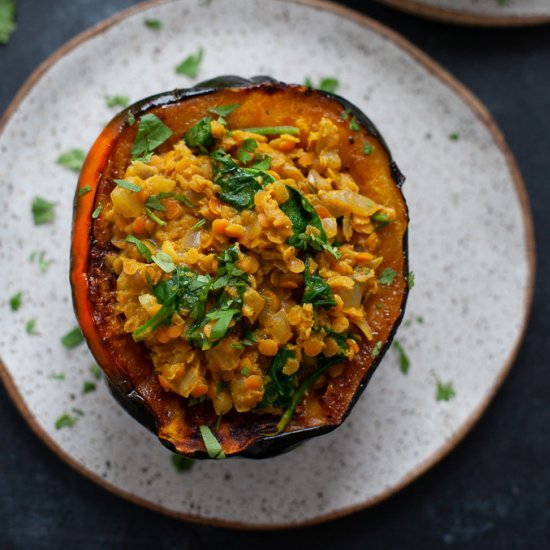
70;76;409;458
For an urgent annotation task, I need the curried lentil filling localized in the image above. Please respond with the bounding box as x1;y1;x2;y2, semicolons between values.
104;105;397;432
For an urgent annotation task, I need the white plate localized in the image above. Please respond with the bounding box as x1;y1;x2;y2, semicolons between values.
377;0;550;26
0;0;534;528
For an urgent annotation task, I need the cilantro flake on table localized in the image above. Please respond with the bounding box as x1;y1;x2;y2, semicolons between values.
171;454;194;472
57;149;85;172
31;197;55;225
144;18;162;30
304;77;339;94
0;0;16;44
106;95;129;108
9;291;22;311
82;381;97;394
61;327;84;348
25;319;37;335
393;339;410;374
175;48;204;78
436;380;456;401
55;413;78;429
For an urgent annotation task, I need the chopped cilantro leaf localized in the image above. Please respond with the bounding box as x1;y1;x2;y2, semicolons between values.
240;367;251;376
114;178;141;192
91;203;103;219
9;291;22;311
342;109;351;121
29;250;51;273
199;424;226;459
0;0;16;44
131;113;173;162
106;95;129;108
90;363;101;380
408;272;415;289
49;373;65;380
32;197;55;225
236;138;258;164
449;132;460;141
55;413;77;429
61;327;84;348
125;235;152;262
184;117;214;153
175;48;204;78
78;185;92;197
371;341;382;358
363;143;374;155
305;77;339;93
208;103;240;117
171;454;194;472
25;319;37;335
144;18;162;29
152;252;176;273
127;111;135;126
436;380;456;401
379;267;397;285
206;309;240;340
350;117;360;132
57;149;85;172
393;339;410;374
82;381;96;394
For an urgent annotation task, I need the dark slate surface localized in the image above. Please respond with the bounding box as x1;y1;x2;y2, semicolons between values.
1;1;549;548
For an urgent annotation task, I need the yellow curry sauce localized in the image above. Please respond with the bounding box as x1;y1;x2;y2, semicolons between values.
103;107;397;429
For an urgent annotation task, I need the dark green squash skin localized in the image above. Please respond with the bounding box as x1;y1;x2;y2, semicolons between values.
88;76;409;459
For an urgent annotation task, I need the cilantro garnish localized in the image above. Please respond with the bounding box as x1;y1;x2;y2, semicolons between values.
236;138;258;164
304;77;339;93
0;0;16;44
49;373;65;380
184;117;214;153
393;339;410;374
175;48;204;78
106;95;129;108
114;178;141;192
78;185;92;197
206;309;240;340
379;267;397;285
363;143;374;155
29;250;51;273
32;197;55;225
371;341;382;358
449;132;460;141
372;212;392;229
82;381;96;394
90;363;101;380
280;185;340;259
146;192;192;210
258;347;297;410
208;103;240;117
240;366;251;376
171;454;194;472
91;203;103;219
125;235;152;262
131;113;173;162
199;425;225;459
127;111;135;126
55;413;77;429
57;149;85;172
241;126;299;136
61;327;84;348
408;272;415;289
9;291;22;311
436;380;456;401
302;257;336;309
25;319;37;335
144;18;162;30
349;117;360;132
152;252;176;273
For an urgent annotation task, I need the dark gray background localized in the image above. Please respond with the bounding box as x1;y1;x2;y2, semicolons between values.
1;1;548;548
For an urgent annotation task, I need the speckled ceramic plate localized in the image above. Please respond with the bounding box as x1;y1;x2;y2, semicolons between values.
377;0;550;26
0;0;534;529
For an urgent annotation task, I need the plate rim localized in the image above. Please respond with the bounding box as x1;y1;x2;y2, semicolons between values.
0;0;536;530
377;0;550;27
